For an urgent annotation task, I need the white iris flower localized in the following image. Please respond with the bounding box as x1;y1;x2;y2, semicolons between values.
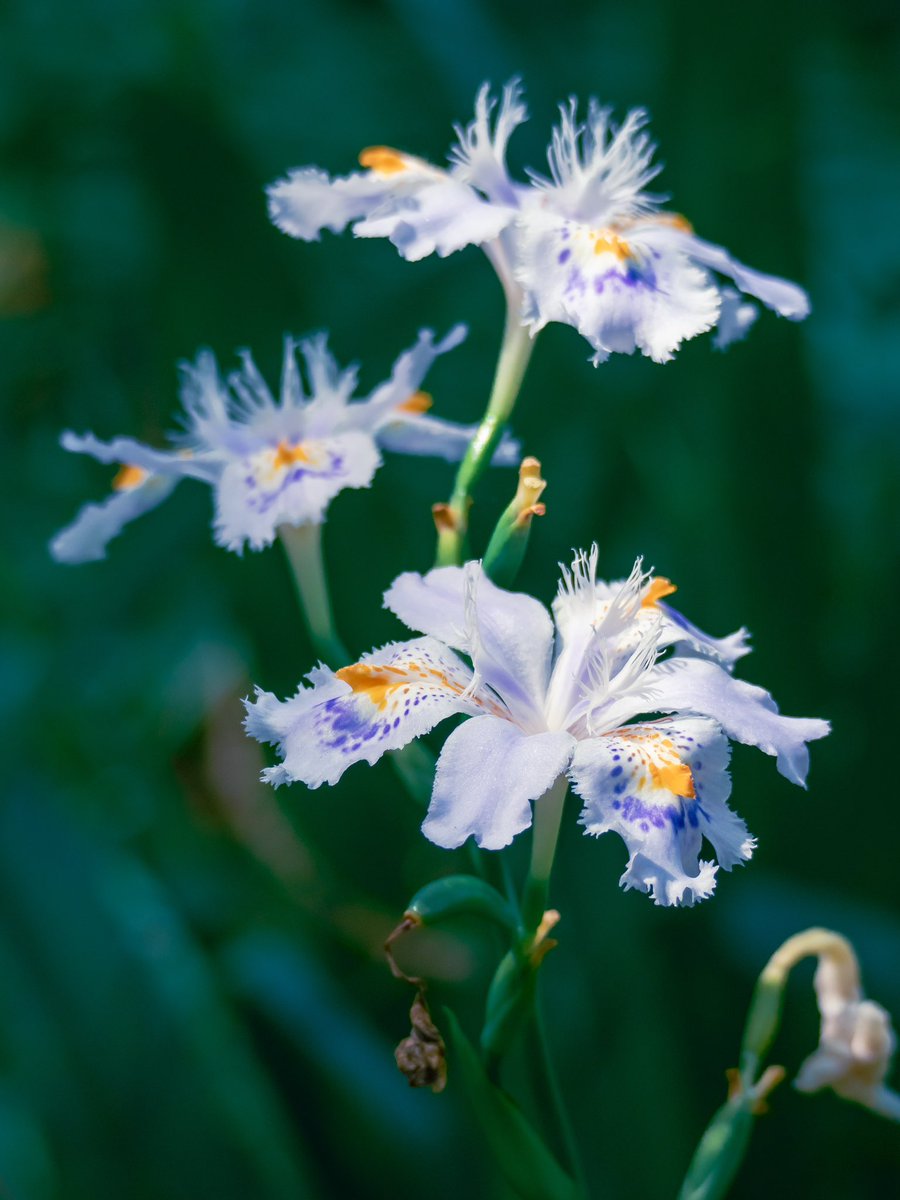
268;81;809;364
246;547;829;906
52;325;517;561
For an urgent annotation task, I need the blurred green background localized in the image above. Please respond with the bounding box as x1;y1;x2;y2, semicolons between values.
2;0;899;1196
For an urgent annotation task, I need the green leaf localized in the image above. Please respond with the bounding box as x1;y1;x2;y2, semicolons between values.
677;1099;756;1200
443;1008;580;1200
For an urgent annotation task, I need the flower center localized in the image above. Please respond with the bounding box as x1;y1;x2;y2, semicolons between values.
592;230;632;260
272;439;313;469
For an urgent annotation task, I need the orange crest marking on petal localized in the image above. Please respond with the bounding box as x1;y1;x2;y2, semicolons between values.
642;576;677;608
396;390;433;415
359;146;409;175
593;231;632;260
615;727;696;799
336;660;464;710
649;755;696;799
112;464;148;491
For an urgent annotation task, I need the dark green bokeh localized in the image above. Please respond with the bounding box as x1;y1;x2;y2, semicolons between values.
3;1;899;1196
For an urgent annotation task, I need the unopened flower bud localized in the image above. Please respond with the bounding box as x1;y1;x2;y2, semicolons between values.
482;456;547;587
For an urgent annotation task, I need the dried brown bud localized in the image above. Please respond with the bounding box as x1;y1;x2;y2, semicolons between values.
394;990;447;1093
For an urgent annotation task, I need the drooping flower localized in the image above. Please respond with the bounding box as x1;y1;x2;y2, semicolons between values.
52;325;517;561
268;82;809;364
246;548;828;906
794;943;900;1120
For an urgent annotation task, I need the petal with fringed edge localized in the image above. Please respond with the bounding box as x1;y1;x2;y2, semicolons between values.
573;716;754;906
50;472;180;563
516;213;720;364
245;637;483;789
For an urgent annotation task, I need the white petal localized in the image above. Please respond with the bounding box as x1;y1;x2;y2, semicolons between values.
637;225;810;320
50;473;179;563
245;637;478;788
515;214;720;364
376;412;519;465
360;325;467;431
267;166;399;241
529;102;662;224
354;176;514;261
713;286;758;349
658;601;751;668
384;563;555;727
61;430;213;481
213;431;381;552
635;657;830;786
572;717;753;906
423;715;575;850
449;80;528;205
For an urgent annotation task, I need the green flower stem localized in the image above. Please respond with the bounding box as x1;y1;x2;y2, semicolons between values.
278;522;349;666
521;775;568;935
435;308;535;567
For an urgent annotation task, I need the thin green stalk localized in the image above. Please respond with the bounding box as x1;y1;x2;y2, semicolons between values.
436;307;535;567
527;991;590;1199
520;776;586;1192
278;522;348;666
521;775;568;934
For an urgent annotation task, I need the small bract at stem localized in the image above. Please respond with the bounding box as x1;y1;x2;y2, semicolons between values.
435;305;535;567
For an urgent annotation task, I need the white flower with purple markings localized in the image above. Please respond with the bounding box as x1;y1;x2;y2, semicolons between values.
52;325;517;561
246;547;829;906
268;81;809;364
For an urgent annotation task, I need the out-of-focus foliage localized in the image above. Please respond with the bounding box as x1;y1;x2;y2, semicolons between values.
2;1;899;1197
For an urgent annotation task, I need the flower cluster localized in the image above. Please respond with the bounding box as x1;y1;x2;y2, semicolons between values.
53;326;517;561
246;548;828;906
268;81;809;363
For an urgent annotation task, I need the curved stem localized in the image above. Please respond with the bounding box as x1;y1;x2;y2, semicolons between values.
278;522;349;666
436;306;536;567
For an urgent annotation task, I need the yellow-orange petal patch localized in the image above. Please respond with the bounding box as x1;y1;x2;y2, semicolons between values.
359;146;409;175
593;231;632;260
112;464;148;492
642;576;677;608
649;755;696;799
396;390;433;415
273;440;312;469
336;660;464;710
